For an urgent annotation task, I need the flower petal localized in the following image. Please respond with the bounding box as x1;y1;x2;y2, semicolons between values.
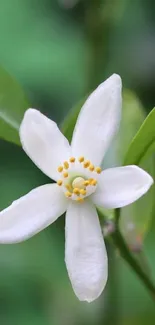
65;201;108;302
20;109;71;180
0;184;68;243
71;74;122;165
92;166;154;209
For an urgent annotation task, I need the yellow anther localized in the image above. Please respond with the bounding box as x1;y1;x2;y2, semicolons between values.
80;189;86;195
89;164;94;171
65;184;72;191
78;156;84;163
57;180;63;186
64;161;69;169
69;157;75;163
84;180;90;186
83;160;90;168
95;167;102;174
76;197;84;203
91;179;97;186
63;172;68;178
73;188;80;195
58;166;63;173
65;191;72;198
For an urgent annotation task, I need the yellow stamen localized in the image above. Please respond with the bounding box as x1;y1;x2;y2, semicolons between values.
83;160;90;168
78;156;84;163
73;188;80;195
58;166;63;173
76;197;84;203
64;161;69;169
89;164;94;171
69;157;75;163
84;180;89;186
80;189;86;195
91;179;97;186
95;167;101;174
63;172;68;178
65;184;72;191
57;180;62;186
65;191;72;198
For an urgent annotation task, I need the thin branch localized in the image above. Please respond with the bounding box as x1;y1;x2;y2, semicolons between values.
111;227;155;301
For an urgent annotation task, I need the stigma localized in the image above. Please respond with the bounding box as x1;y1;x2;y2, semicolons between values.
72;177;85;189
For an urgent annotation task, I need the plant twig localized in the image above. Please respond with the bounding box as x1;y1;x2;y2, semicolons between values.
111;227;155;301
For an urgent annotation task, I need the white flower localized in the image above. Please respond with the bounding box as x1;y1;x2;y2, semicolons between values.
0;74;153;302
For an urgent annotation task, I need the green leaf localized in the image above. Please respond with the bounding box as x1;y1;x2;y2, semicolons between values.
124;107;155;166
103;90;155;244
117;92;155;246
0;66;29;145
104;90;154;244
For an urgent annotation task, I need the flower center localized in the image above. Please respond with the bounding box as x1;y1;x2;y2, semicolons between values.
72;177;85;189
56;156;101;203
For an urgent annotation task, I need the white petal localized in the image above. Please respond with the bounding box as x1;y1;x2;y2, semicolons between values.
71;74;122;165
20;109;71;180
0;184;68;243
65;201;108;302
92;166;154;209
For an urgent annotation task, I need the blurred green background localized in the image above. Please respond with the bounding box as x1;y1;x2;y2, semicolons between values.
0;0;155;324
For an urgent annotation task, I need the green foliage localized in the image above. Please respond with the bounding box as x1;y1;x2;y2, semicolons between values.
116;92;155;247
124;107;155;166
0;66;29;145
101;90;155;247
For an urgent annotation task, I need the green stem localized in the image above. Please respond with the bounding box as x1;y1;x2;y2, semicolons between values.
111;227;155;300
103;243;120;325
112;207;155;300
115;207;120;225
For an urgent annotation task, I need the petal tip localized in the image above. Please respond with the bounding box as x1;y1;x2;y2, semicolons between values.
134;165;154;186
131;165;154;195
146;173;154;188
20;108;39;131
110;73;122;87
77;281;107;303
23;108;40;120
98;73;122;93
